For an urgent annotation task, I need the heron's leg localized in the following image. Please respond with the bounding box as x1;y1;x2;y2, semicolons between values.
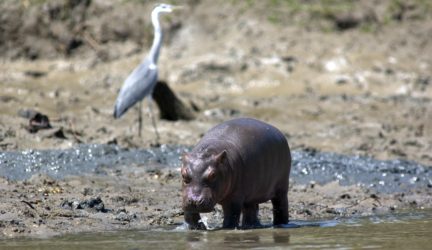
147;97;160;144
138;101;143;138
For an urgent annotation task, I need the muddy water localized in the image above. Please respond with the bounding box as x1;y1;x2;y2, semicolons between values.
1;210;431;249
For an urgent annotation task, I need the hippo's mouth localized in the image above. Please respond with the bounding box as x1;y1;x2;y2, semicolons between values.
183;201;216;213
196;206;215;213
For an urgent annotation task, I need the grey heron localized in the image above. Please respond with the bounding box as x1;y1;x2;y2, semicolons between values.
113;3;179;141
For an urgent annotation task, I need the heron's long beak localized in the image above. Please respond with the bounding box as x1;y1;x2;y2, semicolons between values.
172;5;185;11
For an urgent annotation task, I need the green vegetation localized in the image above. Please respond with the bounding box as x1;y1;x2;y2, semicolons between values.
233;0;432;32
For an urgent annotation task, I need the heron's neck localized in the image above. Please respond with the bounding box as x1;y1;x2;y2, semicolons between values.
149;11;163;64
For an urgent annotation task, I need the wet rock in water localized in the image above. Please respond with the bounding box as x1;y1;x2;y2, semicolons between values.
18;109;52;133
60;197;107;213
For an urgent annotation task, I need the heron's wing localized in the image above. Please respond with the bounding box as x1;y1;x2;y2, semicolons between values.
114;59;158;118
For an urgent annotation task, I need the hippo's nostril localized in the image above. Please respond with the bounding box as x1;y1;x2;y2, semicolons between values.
188;199;196;206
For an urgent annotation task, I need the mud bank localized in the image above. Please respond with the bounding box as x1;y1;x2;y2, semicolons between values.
1;0;432;239
1;144;431;238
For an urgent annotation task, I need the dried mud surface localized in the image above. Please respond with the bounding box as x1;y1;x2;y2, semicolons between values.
1;0;432;238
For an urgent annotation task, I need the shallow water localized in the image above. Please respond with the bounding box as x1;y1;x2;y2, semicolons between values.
2;210;431;249
0;144;430;193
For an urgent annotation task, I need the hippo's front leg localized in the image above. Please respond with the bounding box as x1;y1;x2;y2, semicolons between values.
185;211;207;230
242;203;261;229
222;202;242;229
271;190;289;226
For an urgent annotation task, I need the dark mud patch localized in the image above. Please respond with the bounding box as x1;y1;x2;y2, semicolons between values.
0;144;185;181
1;144;430;193
292;150;432;193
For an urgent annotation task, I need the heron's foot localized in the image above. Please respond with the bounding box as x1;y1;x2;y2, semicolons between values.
150;141;161;147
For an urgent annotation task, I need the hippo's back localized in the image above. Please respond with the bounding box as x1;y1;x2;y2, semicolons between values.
204;118;286;148
201;118;291;199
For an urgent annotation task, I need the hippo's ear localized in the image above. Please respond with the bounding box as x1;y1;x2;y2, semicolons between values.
214;150;227;164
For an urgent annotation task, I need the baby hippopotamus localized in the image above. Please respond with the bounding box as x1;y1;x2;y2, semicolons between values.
181;118;291;229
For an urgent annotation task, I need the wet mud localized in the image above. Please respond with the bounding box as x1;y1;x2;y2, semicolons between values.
1;144;431;192
1;144;431;238
1;0;432;239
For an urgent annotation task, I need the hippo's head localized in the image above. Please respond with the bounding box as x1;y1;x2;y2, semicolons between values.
181;150;231;213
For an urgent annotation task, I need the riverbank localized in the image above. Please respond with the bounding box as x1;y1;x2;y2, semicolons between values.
1;0;431;239
1;144;431;238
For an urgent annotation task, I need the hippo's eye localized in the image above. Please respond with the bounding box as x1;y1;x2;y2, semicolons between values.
181;167;192;184
183;175;192;184
206;169;217;183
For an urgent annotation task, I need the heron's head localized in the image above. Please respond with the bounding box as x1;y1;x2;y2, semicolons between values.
153;3;181;14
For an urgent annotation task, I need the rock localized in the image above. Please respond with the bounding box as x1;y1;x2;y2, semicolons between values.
17;109;52;133
152;81;195;121
78;197;107;212
114;209;137;222
340;194;352;199
60;197;107;213
24;70;47;78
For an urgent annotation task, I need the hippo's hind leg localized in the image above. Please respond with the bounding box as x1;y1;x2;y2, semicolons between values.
271;190;289;226
185;211;206;230
241;203;261;229
222;202;242;229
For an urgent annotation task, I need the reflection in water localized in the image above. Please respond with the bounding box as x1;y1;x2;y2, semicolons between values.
223;232;261;243
184;228;291;249
184;221;315;248
272;230;290;244
186;231;202;242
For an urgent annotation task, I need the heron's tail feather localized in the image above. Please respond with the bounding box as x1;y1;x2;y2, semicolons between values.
113;104;122;119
